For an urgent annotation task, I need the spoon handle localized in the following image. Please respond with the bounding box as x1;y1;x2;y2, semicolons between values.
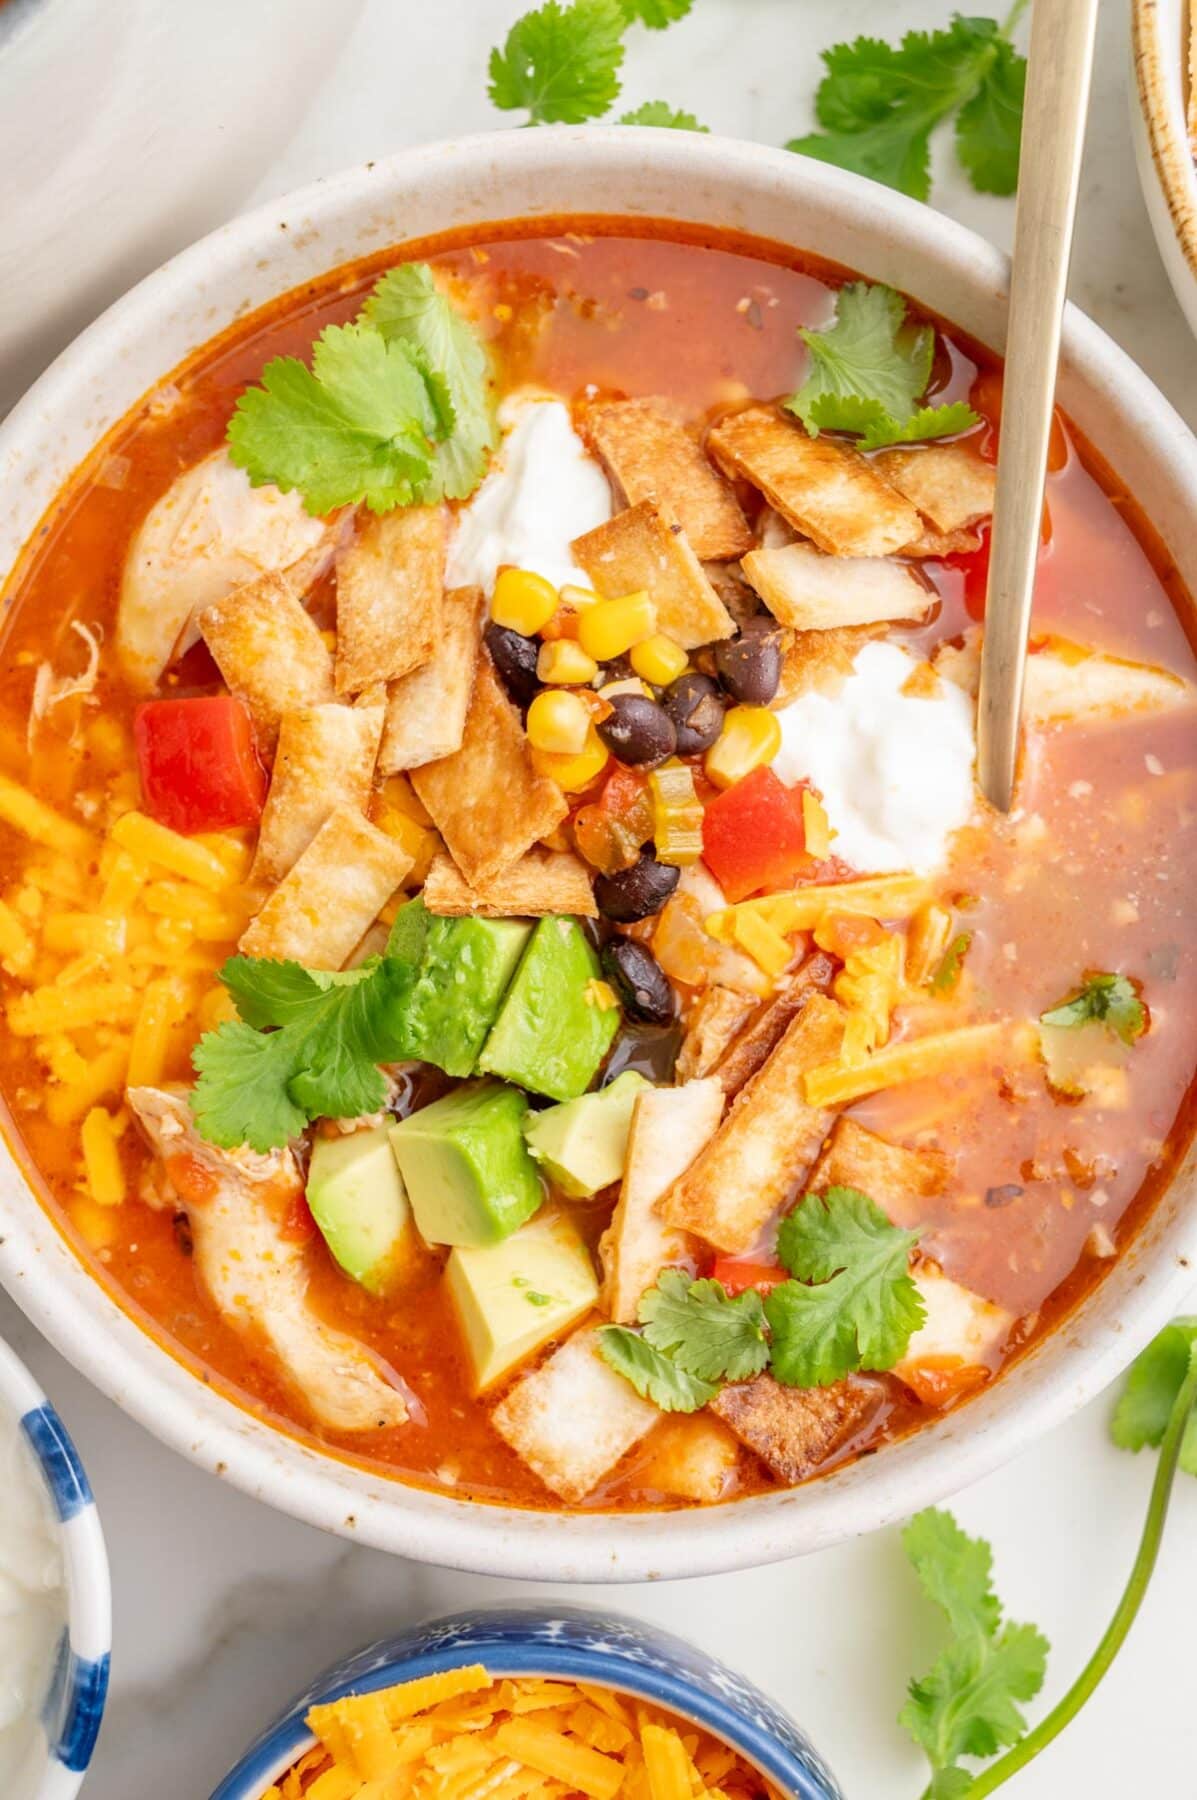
976;0;1100;812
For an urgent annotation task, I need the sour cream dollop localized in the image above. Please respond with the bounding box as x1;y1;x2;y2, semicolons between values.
772;640;976;875
447;395;612;594
0;1419;67;1797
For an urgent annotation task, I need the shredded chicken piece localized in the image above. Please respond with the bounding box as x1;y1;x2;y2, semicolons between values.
127;1086;408;1432
28;621;102;748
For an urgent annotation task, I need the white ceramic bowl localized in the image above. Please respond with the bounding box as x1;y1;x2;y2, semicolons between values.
1;128;1196;1583
0;1337;110;1799
1131;0;1197;334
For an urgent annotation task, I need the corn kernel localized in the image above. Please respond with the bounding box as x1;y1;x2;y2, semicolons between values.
526;689;592;756
537;640;599;686
577;592;656;662
584;979;619;1011
531;726;610;793
703;705;782;790
631;634;688;687
491;568;559;636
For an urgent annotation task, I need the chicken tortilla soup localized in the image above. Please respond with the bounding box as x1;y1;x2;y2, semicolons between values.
0;220;1195;1513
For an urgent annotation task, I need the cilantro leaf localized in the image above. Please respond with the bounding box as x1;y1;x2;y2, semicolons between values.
488;0;626;125
1111;1319;1197;1477
227;326;437;517
794;282;932;424
765;1185;924;1386
638;1271;769;1382
192;954;411;1151
362;263;496;500
1039;972;1147;1047
899;1508;1049;1783
787;283;979;449
598;1325;718;1412
618;101;707;130
787;16;1027;202
617;0;692;26
955;34;1026;196
930;931;973;995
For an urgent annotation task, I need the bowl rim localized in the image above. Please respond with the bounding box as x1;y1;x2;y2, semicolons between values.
2;124;1197;1582
207;1603;840;1800
1132;0;1197;279
0;1336;111;1800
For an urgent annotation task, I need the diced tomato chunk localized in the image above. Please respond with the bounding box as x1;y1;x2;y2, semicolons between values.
701;766;808;903
710;1257;789;1296
134;696;266;835
971;368;1069;471
898;1356;991;1409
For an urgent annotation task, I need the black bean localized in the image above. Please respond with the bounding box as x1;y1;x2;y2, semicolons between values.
596;693;677;768
714;616;784;705
599;654;636;685
485;623;540;709
601;939;676;1025
663;672;725;755
593;848;680;923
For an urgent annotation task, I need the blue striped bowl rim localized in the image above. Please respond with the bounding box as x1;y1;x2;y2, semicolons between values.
211;1605;842;1800
0;1337;111;1796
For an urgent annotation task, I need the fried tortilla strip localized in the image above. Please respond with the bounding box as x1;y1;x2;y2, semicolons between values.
200;571;334;752
491;1326;660;1503
874;444;996;536
412;657;568;888
707;405;921;558
742;540;931;630
901;525;983;560
600;1078;724;1323
772;624;885;707
423;847;596;918
584;398;752;561
571;501;735;650
675;987;756;1082
806;1116;949;1230
240;805;412;969
377;585;485;775
934;629;1194;724
334;504;446;696
711;1372;884;1484
251;699;384;885
661;993;845;1254
712;951;837;1097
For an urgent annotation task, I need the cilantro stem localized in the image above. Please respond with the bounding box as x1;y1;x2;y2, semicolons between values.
957;1347;1197;1798
1001;0;1031;36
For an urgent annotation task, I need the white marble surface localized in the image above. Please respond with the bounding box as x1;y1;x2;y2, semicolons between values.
4;1;1197;1795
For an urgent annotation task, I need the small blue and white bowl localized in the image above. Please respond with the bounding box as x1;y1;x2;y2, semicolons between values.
0;1337;110;1798
211;1605;841;1800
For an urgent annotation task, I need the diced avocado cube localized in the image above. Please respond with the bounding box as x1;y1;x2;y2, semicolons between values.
306;1123;412;1296
388;1080;543;1248
478;916;621;1101
523;1070;649;1198
383;900;531;1078
445;1209;599;1391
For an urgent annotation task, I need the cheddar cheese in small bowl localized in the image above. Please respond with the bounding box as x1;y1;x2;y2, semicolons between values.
209;1606;839;1800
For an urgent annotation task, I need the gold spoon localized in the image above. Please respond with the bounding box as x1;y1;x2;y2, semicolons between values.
976;0;1101;811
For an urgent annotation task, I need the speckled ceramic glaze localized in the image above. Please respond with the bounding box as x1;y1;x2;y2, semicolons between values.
1131;0;1197;334
0;1338;110;1798
1;129;1196;1581
209;1606;841;1800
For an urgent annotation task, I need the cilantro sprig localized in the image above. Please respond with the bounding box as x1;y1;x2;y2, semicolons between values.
192;955;412;1152
787;7;1030;203
1039;972;1148;1048
766;1186;925;1387
598;1327;718;1411
898;1324;1197;1796
227;264;494;517
598;1270;768;1412
488;0;705;129
786;282;979;451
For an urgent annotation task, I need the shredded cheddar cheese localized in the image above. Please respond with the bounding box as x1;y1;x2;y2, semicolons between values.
266;1669;780;1800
